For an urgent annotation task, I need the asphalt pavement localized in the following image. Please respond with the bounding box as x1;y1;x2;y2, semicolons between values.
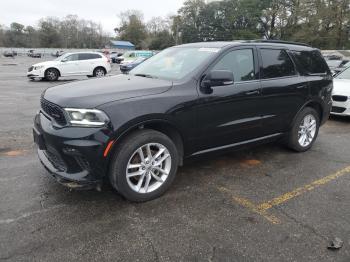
0;56;350;262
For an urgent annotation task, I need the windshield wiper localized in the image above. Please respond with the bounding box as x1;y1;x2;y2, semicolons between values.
134;73;157;79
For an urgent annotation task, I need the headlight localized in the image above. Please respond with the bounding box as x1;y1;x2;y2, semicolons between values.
34;65;44;70
64;108;110;127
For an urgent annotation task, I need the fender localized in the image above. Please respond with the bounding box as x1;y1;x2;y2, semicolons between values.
289;99;324;129
104;115;186;164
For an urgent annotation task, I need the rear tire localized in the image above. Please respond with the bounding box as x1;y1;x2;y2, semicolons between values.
109;129;179;202
44;68;59;81
93;67;106;78
287;107;320;152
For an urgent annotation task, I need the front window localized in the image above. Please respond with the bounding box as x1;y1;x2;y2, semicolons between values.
335;67;350;80
212;49;255;82
130;47;220;80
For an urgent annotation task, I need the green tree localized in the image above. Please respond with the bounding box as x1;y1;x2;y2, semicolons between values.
38;17;62;47
115;10;147;49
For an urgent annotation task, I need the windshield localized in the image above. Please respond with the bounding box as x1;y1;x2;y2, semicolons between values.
123;51;134;58
54;53;69;61
130;47;220;80
335;67;350;80
133;57;146;63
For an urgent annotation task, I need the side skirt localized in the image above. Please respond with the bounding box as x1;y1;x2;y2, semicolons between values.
190;133;283;157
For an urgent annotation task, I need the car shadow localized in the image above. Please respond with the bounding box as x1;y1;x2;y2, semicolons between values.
329;115;350;123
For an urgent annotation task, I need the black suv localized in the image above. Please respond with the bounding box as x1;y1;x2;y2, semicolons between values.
33;40;332;202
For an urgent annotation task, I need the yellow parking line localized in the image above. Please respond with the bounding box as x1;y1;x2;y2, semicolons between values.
218;165;350;224
258;165;350;211
218;187;281;224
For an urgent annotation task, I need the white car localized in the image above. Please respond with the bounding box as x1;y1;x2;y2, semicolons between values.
27;52;111;81
332;67;350;116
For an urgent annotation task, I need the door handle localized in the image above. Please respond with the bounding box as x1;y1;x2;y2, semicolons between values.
245;90;260;96
296;85;307;89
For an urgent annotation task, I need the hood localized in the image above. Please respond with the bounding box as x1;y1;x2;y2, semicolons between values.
32;60;58;67
333;79;350;96
43;74;173;108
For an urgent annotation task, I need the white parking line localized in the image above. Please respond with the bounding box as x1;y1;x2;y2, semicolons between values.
0;204;66;225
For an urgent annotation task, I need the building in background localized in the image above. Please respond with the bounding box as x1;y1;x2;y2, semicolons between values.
109;40;135;50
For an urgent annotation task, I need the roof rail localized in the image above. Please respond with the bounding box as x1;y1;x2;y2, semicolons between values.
251;39;311;47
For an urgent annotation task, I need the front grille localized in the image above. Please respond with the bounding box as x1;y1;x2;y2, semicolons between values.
28;66;33;72
332;95;348;102
40;97;67;126
331;106;346;113
45;147;67;172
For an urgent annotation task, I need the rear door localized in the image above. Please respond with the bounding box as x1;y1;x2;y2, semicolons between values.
195;47;263;152
77;53;102;74
257;47;309;135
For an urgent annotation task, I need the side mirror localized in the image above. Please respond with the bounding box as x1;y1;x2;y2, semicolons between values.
61;58;67;62
201;70;234;89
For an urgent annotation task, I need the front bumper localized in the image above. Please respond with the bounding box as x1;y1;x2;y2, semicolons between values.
331;98;350;116
27;68;44;78
34;112;113;189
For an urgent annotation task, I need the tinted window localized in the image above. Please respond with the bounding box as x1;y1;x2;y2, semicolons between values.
78;53;101;60
292;50;329;74
260;49;296;79
212;49;255;82
65;54;79;61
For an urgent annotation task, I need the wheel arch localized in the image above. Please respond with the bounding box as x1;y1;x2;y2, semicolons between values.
108;119;185;167
304;101;323;121
44;67;61;77
290;100;324;129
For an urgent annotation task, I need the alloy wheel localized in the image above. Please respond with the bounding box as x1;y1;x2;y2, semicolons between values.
46;69;57;81
126;143;171;194
95;69;105;77
298;114;317;147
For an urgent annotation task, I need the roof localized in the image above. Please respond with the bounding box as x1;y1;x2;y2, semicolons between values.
110;40;135;47
177;40;315;50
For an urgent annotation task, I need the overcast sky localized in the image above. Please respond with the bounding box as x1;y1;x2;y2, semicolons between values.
0;0;186;35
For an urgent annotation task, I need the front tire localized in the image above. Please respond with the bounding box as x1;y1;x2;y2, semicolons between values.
44;68;59;81
109;129;179;202
287;107;320;152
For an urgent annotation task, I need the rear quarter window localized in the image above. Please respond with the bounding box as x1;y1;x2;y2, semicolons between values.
292;50;329;74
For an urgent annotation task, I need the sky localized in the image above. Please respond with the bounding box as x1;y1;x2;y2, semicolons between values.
0;0;186;35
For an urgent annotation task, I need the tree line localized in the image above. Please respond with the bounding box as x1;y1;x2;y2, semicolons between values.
116;0;350;50
1;0;350;50
0;15;109;49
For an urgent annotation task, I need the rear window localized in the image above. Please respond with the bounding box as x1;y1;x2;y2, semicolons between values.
260;49;296;79
292;50;329;74
78;53;102;60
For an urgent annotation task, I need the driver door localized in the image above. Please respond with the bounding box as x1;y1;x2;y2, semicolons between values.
60;54;79;76
194;47;263;152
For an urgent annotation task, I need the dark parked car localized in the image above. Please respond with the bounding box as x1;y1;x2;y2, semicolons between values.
27;49;42;58
3;51;15;57
120;57;147;73
33;40;332;202
111;53;124;64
